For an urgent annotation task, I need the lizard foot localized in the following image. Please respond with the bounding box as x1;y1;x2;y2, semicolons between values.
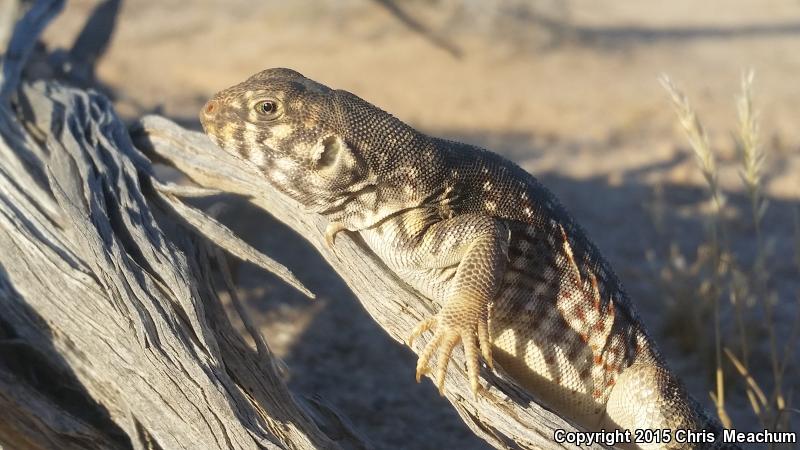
408;307;493;397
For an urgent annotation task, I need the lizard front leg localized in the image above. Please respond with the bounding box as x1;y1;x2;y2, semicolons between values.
385;213;509;397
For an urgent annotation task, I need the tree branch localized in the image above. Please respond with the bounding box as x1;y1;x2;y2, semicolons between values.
132;115;609;450
0;3;363;448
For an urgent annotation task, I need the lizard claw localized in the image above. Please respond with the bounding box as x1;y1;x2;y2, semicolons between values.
409;317;436;382
323;221;347;250
408;317;436;347
408;311;492;398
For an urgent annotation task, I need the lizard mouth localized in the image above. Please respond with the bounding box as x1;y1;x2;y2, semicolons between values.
198;99;243;153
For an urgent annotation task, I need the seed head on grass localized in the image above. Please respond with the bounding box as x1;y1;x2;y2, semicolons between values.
736;70;768;227
659;75;726;218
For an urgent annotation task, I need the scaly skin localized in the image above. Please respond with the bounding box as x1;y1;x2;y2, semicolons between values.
199;68;740;449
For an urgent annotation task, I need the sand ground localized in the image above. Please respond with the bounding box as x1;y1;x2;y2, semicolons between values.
43;1;800;448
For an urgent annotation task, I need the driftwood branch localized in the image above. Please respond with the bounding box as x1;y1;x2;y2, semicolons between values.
0;1;606;449
0;81;362;450
131;118;608;450
0;2;363;449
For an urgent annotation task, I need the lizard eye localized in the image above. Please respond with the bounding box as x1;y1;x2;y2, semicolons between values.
254;100;281;119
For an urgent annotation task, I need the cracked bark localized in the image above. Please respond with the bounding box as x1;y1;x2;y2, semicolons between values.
0;1;363;449
130;114;608;450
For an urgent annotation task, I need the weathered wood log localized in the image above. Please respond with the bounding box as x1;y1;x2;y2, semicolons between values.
0;1;606;449
131;118;608;450
0;82;364;450
0;2;364;449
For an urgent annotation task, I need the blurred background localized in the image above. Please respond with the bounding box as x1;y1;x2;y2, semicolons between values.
39;1;800;448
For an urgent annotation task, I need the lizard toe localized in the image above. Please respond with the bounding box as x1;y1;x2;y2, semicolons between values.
323;221;347;250
408;317;436;347
434;333;460;395
462;332;481;397
477;318;493;370
415;329;442;382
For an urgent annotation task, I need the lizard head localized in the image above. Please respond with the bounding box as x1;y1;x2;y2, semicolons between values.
199;67;368;213
200;67;446;229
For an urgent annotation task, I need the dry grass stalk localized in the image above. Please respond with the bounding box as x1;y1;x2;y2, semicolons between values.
659;74;730;428
660;73;799;446
735;71;786;421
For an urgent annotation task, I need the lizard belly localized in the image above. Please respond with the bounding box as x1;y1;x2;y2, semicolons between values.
361;224;632;431
359;228;456;302
490;281;610;430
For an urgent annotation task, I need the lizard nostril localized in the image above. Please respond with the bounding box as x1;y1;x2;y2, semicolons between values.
203;100;217;116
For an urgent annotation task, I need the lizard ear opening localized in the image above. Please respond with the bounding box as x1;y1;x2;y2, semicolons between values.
312;135;362;183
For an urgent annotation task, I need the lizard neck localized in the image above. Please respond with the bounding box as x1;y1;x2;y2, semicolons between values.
324;91;452;231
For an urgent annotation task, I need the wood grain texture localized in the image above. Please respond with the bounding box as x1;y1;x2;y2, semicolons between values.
132;115;609;450
0;80;371;449
0;2;362;449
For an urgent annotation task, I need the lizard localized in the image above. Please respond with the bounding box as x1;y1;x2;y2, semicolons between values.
198;67;740;450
